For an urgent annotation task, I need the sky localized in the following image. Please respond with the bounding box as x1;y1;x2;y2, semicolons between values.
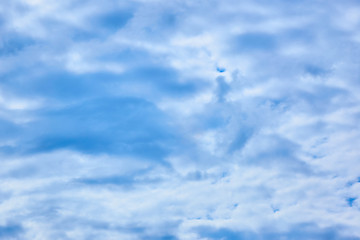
0;0;360;239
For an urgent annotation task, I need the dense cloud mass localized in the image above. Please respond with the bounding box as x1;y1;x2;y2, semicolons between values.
1;0;360;239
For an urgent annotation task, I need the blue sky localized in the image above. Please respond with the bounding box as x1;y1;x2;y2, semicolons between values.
0;0;360;239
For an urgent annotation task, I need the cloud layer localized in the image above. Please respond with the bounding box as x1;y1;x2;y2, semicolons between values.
1;0;360;239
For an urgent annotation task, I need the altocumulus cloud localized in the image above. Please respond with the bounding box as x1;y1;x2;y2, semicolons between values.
0;0;360;239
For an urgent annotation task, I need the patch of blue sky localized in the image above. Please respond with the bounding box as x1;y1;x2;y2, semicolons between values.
0;224;24;239
0;33;35;56
232;32;277;53
117;66;207;97
19;97;176;160
227;127;254;153
96;10;133;31
75;174;161;188
347;198;357;207
195;224;360;240
216;67;226;73
304;64;329;76
71;9;135;40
